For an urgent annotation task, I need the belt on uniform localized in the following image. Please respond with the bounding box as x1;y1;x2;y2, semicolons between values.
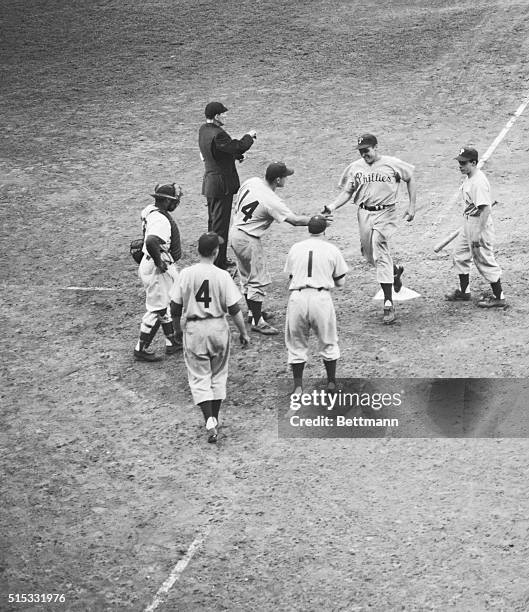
186;315;222;322
297;287;328;292
359;203;393;211
236;227;259;239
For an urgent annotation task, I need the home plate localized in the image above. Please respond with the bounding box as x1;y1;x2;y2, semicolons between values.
372;286;421;301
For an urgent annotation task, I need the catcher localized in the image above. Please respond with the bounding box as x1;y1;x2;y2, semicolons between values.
133;183;184;362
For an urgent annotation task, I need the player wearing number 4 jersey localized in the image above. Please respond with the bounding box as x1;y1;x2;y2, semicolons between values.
170;232;249;444
285;216;348;395
231;162;327;335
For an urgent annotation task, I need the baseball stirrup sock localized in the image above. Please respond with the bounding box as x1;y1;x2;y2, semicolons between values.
381;283;393;303
490;279;503;299
247;299;262;325
459;274;470;294
291;363;305;389
323;359;337;384
211;399;222;420
198;401;213;423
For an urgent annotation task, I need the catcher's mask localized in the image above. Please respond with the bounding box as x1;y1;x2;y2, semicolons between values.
150;183;183;202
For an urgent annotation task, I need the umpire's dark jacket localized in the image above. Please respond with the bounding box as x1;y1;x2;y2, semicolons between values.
199;122;255;198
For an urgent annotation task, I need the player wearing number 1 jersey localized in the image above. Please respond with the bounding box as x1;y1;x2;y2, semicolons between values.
231;162;316;336
170;232;249;444
285;216;348;395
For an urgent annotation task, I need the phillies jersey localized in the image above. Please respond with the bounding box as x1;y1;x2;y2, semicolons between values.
285;236;348;291
461;169;493;217
170;261;242;319
341;155;414;208
233;177;294;237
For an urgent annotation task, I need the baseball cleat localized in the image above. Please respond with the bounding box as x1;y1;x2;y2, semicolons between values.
251;320;279;335
445;289;471;301
326;381;338;395
477;296;507;308
206;416;218;443
165;340;183;355
247;310;276;325
134;347;163;362
383;303;396;325
393;265;404;293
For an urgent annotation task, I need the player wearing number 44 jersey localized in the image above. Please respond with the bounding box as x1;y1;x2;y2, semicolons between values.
285;216;348;395
231;162;329;335
170;232;249;444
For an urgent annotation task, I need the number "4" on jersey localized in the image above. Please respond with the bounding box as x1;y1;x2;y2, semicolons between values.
237;189;259;222
241;200;258;222
195;280;211;308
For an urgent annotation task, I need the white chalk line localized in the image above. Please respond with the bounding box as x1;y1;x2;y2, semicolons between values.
2;283;119;292
143;523;212;612
430;93;529;231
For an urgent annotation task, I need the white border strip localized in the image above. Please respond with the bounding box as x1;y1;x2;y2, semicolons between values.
432;94;529;228
143;524;212;612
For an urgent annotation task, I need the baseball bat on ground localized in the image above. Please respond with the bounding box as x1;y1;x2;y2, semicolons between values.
433;227;461;253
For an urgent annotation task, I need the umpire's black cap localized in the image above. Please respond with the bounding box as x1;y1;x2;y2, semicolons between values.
205;101;228;118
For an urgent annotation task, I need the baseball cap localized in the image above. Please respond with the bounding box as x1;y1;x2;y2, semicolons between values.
356;133;378;149
150;183;182;201
455;146;478;162
205;101;228;119
198;231;225;256
308;215;328;235
265;162;295;182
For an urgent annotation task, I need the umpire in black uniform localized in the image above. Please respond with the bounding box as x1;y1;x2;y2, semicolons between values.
198;101;256;269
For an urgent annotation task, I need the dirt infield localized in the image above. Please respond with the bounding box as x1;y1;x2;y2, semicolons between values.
2;0;529;610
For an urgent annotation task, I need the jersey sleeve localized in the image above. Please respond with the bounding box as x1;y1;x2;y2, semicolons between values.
472;176;493;207
332;248;349;279
266;194;294;224
284;247;294;275
387;156;415;181
339;162;356;190
169;273;183;303
224;272;244;308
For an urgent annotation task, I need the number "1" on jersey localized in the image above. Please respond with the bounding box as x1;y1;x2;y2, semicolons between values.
307;251;313;277
195;279;211;308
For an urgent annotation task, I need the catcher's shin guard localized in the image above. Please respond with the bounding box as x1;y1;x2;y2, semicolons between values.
140;319;161;349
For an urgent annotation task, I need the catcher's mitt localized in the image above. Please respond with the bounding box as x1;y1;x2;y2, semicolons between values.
130;238;144;264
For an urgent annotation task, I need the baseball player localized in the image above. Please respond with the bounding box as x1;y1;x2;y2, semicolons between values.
323;134;416;325
445;146;506;307
231;161;326;335
134;183;183;362
170;232;250;444
285;215;348;395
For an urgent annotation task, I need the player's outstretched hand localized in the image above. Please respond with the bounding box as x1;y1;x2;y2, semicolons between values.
239;333;250;347
322;213;334;225
321;205;332;215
